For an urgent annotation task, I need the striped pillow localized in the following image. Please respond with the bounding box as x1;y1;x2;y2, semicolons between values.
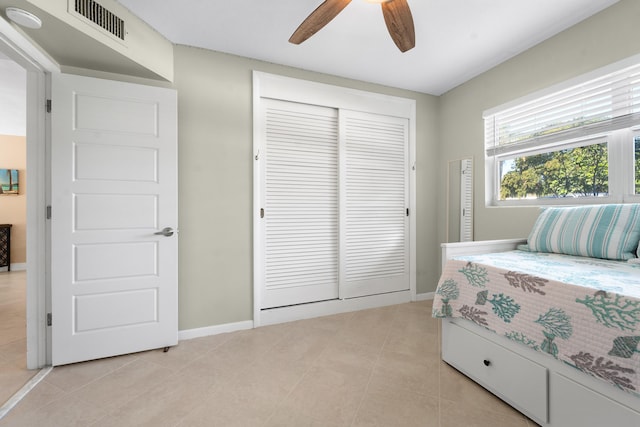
527;204;640;261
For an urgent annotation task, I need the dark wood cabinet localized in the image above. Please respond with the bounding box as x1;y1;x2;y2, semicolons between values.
0;224;11;271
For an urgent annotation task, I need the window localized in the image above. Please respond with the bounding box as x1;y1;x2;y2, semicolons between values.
498;139;608;200
484;57;640;205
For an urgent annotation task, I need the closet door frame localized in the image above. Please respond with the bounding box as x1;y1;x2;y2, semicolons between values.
252;72;416;326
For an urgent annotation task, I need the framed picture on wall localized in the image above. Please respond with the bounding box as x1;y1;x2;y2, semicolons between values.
0;169;19;195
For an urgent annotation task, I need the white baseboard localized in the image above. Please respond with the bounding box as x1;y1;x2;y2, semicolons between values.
259;290;412;327
178;320;254;341
415;292;434;301
0;263;26;272
178;291;425;341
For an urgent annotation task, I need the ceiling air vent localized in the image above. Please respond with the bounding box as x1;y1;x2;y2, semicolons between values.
73;0;125;40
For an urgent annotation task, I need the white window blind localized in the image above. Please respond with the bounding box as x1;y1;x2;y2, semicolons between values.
485;63;640;157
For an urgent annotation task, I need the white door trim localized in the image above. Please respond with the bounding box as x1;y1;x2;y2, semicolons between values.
0;16;60;369
252;71;417;327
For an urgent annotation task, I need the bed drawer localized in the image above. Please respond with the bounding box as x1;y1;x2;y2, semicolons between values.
442;320;548;424
550;373;640;426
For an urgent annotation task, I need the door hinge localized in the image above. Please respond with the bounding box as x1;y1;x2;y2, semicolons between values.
46;205;52;219
46;99;52;113
406;208;410;217
260;208;264;218
47;313;52;326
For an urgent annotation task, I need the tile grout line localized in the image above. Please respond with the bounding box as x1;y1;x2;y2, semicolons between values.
348;308;397;427
0;366;52;420
89;341;239;427
5;301;539;426
68;356;179;418
261;315;355;426
169;330;238;382
260;355;315;426
59;353;144;399
170;324;295;427
119;344;244;423
261;327;336;426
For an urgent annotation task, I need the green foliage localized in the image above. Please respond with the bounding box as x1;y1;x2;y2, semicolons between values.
576;293;640;332
535;307;573;340
458;262;489;288
488;293;520;323
635;138;640;194
500;142;608;200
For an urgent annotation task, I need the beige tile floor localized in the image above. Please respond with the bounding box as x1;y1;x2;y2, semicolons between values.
0;297;539;426
0;271;38;406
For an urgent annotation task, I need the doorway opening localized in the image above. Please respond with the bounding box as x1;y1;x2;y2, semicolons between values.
0;14;57;408
0;45;34;406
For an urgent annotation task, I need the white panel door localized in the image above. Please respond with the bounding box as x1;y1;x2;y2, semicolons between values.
51;73;178;365
340;111;409;299
260;99;339;309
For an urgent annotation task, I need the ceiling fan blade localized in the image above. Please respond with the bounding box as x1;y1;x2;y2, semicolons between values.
382;0;415;52
289;0;352;45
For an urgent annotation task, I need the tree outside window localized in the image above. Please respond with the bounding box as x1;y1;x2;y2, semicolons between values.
499;142;608;200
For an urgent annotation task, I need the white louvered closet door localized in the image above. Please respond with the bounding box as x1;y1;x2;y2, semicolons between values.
340;111;410;299
260;99;340;309
460;158;473;242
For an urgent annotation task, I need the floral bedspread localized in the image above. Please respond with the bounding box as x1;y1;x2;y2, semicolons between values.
432;250;640;396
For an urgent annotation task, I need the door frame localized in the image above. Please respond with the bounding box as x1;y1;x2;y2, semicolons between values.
0;17;60;368
252;71;417;327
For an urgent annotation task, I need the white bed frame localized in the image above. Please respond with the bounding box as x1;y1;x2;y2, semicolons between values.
440;239;640;427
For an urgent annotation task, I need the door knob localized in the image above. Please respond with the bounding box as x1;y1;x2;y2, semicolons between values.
154;227;174;237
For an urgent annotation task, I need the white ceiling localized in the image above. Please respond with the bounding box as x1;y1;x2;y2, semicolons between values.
120;0;618;95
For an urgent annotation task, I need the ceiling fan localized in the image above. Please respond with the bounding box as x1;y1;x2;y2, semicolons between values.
289;0;415;52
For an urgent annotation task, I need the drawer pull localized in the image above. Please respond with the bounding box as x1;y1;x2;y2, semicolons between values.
483;359;491;367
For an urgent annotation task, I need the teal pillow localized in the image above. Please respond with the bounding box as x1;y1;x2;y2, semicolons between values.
527;204;640;261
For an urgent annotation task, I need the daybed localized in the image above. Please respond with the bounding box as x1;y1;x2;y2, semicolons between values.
433;204;640;426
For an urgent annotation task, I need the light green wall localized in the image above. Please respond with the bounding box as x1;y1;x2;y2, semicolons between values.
57;0;640;329
174;46;440;330
438;0;640;274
